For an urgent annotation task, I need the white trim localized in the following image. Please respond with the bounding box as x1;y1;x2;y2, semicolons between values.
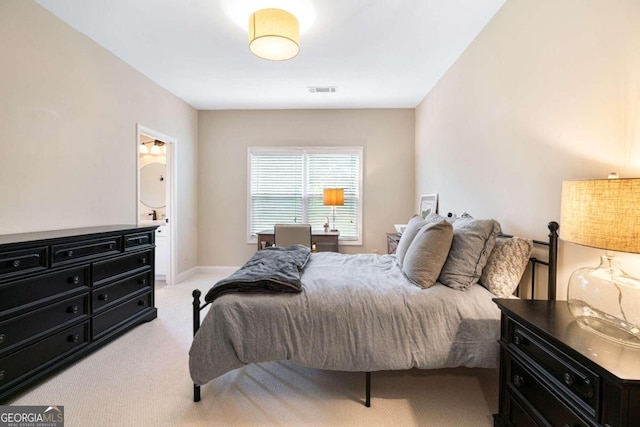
197;266;241;276
136;124;178;286
175;266;240;284
176;266;199;284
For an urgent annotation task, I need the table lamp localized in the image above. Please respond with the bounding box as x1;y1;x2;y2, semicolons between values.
323;188;344;232
560;176;640;347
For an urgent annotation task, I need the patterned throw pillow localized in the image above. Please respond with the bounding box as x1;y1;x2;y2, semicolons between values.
480;236;533;297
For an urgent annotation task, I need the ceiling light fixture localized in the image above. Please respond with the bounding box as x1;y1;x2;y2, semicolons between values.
249;8;299;61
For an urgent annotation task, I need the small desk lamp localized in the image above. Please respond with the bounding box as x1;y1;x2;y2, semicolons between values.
560;175;640;347
323;188;344;232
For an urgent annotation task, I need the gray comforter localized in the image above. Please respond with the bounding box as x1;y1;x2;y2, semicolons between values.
189;252;501;385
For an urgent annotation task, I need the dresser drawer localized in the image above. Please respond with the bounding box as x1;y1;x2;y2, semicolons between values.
0;322;88;391
509;319;599;415
92;250;152;285
0;247;47;279
506;353;589;427
124;231;154;250
51;237;120;266
92;271;152;313
92;292;152;339
0;294;88;357
0;266;89;317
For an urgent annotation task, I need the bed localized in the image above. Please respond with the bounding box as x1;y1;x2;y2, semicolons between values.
189;215;559;406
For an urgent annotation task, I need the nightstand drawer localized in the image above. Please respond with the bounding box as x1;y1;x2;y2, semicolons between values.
507;354;589;427
501;392;539;427
509;319;599;414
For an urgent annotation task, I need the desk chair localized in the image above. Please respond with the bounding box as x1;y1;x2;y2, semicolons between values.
274;224;312;248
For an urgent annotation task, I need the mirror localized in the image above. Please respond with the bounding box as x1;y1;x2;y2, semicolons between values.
140;162;166;208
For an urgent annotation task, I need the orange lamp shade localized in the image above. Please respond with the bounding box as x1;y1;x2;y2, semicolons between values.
323;188;344;206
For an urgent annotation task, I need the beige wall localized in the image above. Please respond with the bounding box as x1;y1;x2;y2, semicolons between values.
415;0;640;298
0;1;199;275
198;109;415;266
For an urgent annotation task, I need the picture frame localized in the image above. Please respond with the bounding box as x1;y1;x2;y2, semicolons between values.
419;193;439;218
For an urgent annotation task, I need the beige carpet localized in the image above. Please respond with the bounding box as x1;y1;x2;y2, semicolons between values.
7;274;499;426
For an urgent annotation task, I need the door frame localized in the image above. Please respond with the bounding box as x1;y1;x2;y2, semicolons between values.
136;124;178;286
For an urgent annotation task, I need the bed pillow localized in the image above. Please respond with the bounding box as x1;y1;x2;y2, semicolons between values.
395;215;429;267
402;220;454;289
438;214;501;291
480;236;533;297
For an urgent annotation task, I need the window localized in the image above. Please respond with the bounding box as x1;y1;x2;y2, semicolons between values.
248;147;363;243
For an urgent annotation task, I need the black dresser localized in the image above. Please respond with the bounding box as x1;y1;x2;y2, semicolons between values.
494;299;640;427
0;225;158;401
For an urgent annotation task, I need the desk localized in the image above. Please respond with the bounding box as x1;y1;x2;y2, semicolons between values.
257;230;340;252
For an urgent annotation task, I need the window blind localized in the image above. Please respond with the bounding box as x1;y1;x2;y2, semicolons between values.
249;147;362;242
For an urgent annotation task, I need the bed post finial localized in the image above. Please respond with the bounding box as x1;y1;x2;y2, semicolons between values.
547;221;559;301
192;289;202;336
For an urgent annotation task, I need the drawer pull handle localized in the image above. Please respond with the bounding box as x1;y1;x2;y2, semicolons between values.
0;333;5;344
513;374;524;388
99;294;108;302
141;257;147;264
70;275;80;285
68;334;80;343
67;250;74;257
514;335;521;345
563;373;574;387
67;305;79;314
138;300;146;306
0;370;5;382
11;260;21;268
139;278;147;285
584;379;593;398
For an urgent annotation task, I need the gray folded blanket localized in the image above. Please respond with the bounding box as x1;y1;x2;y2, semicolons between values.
204;245;311;303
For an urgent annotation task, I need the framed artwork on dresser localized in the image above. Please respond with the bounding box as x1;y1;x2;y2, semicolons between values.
419;193;438;218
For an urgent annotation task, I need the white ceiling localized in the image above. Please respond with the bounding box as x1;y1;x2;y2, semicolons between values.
35;0;506;110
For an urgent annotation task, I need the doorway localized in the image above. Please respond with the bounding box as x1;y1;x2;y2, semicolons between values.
136;124;177;286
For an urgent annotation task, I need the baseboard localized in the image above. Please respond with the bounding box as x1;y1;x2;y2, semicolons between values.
175;266;238;283
196;266;238;276
176;266;199;283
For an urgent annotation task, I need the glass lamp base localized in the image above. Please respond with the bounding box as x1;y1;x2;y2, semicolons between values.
567;255;640;348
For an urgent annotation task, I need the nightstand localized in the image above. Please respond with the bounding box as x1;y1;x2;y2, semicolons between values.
493;299;640;427
386;232;400;254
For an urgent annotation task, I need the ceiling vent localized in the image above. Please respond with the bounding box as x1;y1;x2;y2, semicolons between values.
308;86;336;94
